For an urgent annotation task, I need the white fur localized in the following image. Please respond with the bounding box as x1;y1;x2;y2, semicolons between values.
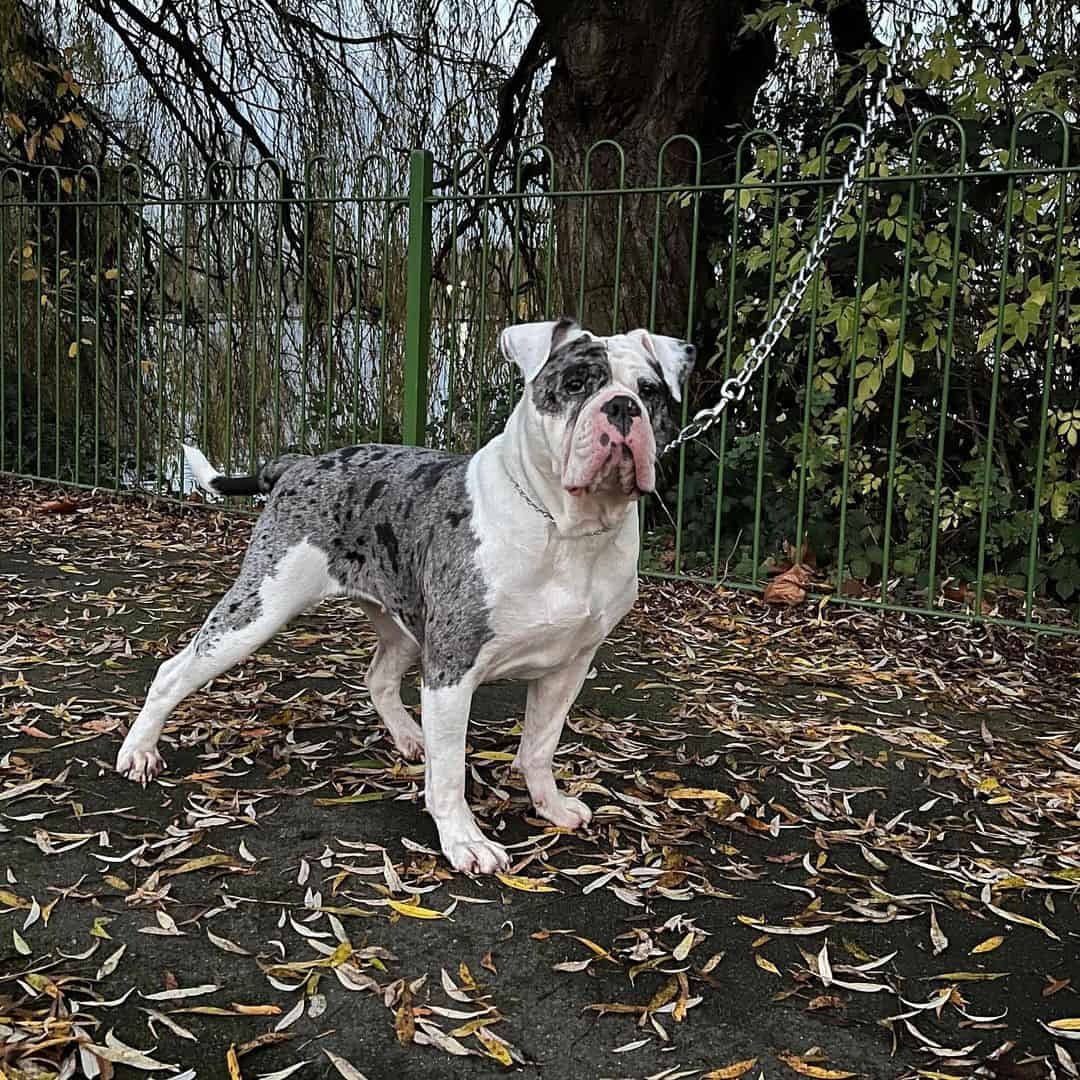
422;681;510;874
414;408;639;860
500;321;584;383
182;443;223;494
635;329;691;402
116;541;341;780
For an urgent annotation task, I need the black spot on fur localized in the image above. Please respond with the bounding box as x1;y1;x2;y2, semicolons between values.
446;508;467;528
364;479;387;509
375;523;400;574
638;376;677;452
531;335;612;415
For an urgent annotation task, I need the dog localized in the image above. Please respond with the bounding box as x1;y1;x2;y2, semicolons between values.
116;318;695;873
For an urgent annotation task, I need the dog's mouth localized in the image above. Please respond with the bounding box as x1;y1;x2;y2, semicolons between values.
566;443;646;498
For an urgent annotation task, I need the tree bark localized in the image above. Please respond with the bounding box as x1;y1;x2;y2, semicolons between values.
532;0;774;336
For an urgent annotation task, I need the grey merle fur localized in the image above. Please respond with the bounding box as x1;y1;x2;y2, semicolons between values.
194;445;492;688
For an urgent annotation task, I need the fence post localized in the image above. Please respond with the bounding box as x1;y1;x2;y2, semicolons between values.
403;149;433;447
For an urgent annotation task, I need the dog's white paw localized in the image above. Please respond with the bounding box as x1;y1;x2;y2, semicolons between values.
443;837;510;876
433;810;510;875
536;793;592;830
116;743;166;783
388;723;425;763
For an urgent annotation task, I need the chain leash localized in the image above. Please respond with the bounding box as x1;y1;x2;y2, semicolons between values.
662;62;894;456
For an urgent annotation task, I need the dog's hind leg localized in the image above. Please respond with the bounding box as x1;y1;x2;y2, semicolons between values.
116;540;335;783
360;604;424;762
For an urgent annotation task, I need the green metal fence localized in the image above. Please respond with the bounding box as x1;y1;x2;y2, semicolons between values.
2;113;1079;633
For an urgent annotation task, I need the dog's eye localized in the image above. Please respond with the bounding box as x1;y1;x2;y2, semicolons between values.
564;375;586;394
639;382;661;401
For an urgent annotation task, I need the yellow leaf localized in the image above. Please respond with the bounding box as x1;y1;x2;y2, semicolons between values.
160;853;234;877
777;1052;856;1078
755;954;781;977
226;1044;242;1080
472;751;516;761
495;873;558;893
703;1061;759;1080
986;902;1060;941
667;787;733;801
1049;1019;1080;1031
976;778;1000;794
313;791;392;806
474;1025;512;1065
0;888;30;909
13;929;31;955
574;936;617;962
970;936;1004;954
90;917;112;939
386;899;443;920
104;268;120;280
646;977;679;1012
930;971;1007;981
673;931;695;961
328;942;352;967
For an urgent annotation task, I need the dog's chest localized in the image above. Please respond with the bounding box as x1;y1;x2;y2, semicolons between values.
480;532;637;680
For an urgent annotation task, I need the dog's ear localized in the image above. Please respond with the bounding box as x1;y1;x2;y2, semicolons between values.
500;318;582;383
636;330;696;403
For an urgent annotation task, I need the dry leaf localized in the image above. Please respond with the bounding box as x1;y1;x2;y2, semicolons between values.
703;1061;758;1080
776;1051;856;1078
764;564;812;606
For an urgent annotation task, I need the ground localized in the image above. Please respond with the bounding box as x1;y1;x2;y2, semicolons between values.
1;475;1079;1080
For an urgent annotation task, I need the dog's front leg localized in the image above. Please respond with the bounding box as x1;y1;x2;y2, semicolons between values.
421;680;509;875
516;648;595;830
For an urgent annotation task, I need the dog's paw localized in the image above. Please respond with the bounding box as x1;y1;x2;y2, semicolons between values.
116;743;166;784
535;793;592;831
443;837;510;876
389;723;425;763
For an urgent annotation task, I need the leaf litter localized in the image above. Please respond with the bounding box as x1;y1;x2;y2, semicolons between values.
2;475;1079;1079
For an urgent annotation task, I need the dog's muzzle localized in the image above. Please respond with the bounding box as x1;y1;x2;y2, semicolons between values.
562;389;657;497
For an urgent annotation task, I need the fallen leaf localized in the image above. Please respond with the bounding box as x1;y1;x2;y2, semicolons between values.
324;1049;368;1079
495;873;559;893
703;1060;759;1080
764;565;812;606
776;1051;856;1078
755;955;781;977
929;907;949;956
387;899;444;919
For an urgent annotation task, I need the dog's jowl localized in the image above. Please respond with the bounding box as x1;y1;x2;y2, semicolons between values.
117;320;695;874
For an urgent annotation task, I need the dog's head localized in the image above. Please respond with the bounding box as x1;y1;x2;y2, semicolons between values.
500;318;695;499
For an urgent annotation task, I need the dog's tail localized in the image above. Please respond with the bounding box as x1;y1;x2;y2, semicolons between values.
182;444;306;497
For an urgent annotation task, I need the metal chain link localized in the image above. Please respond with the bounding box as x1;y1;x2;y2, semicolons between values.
663;61;894;456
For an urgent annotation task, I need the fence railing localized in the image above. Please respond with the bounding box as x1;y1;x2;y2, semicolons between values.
2;112;1079;633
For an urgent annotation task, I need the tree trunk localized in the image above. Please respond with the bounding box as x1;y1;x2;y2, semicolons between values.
533;0;774;336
